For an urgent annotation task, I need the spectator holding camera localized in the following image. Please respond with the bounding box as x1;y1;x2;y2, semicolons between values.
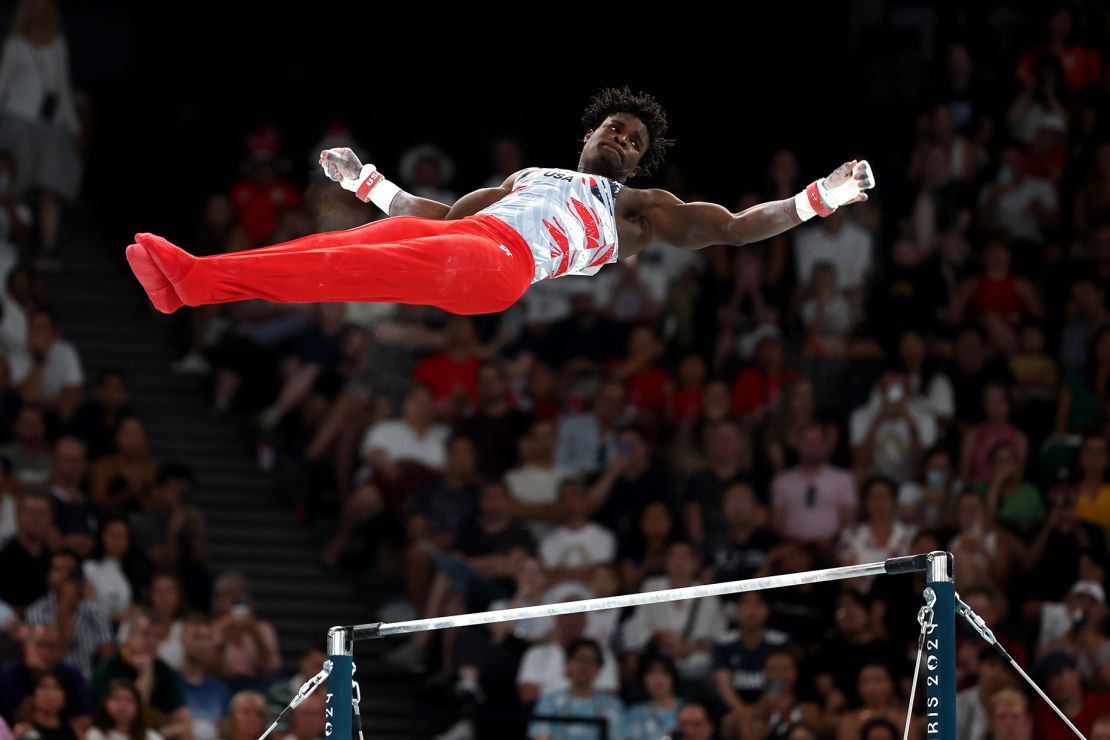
211;573;280;689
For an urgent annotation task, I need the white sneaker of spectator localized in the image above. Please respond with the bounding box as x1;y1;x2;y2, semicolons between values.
171;351;211;376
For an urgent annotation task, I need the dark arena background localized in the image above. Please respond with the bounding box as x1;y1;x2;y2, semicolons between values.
0;1;1108;739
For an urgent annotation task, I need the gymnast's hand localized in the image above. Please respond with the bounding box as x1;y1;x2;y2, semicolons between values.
320;147;365;182
822;160;876;206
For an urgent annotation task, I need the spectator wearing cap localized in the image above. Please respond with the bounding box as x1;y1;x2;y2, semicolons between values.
955;647;1015;740
1034;651;1110;740
1035;580;1110;687
230;126;302;246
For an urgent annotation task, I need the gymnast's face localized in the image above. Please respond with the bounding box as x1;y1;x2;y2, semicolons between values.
581;113;648;181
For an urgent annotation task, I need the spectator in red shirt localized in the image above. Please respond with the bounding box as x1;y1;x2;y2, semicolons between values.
730;330;796;421
411;316;482;415
1016;7;1101;93
1033;652;1110;740
607;325;672;416
229;126;302;246
668;353;705;424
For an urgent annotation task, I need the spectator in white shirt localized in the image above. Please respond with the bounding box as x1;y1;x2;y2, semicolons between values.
539;480;616;591
623;541;722;681
82;518;133;625
978;147;1059;246
358;384;449;480
518;610;619;703
850;370;938;484
506;418;565;539
793;209;874;292
10;307;83;422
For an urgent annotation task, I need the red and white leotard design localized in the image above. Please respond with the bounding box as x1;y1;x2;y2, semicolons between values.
477;167;623;284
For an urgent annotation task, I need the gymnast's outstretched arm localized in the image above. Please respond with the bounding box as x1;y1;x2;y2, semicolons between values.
641;159;875;251
319;147;520;220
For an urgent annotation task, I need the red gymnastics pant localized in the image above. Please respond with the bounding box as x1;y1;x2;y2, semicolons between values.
125;214;537;316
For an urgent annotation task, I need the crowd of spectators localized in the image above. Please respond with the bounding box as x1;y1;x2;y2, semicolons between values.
11;2;1110;740
133;7;1110;740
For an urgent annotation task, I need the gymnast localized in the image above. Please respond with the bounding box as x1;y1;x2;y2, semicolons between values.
126;86;875;315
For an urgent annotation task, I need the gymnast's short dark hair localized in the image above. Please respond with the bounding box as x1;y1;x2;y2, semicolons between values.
581;85;674;177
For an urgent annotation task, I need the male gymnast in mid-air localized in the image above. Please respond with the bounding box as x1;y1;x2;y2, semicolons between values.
126;86;875;315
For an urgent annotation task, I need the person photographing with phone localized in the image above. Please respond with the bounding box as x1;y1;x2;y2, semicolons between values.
210;573;281;690
849;370;940;483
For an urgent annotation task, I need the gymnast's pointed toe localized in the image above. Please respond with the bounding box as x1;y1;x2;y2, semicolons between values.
125;242;184;314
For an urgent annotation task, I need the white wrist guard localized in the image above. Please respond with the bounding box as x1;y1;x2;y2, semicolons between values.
794;179;836;222
342;164;402;214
